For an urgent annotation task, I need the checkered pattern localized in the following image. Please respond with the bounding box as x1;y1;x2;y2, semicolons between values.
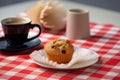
0;22;120;80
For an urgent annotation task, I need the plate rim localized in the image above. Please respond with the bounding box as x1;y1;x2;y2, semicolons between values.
30;45;99;70
31;57;98;70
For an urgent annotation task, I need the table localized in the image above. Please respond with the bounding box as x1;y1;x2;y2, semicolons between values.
0;0;120;80
0;22;120;80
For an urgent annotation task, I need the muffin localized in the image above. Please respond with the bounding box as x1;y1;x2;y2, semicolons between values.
44;39;74;64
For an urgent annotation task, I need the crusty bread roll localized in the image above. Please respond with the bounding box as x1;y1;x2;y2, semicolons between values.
26;1;43;25
26;0;66;31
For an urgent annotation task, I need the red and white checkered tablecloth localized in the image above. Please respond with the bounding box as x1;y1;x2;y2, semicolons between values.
0;22;120;80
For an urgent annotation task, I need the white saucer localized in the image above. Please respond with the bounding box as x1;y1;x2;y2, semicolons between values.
30;45;99;70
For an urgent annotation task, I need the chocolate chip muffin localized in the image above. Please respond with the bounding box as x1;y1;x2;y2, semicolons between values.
44;39;74;64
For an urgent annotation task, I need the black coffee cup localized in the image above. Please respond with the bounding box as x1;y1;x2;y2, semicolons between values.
1;17;42;46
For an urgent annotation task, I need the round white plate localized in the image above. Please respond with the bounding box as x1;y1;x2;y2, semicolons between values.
30;45;99;70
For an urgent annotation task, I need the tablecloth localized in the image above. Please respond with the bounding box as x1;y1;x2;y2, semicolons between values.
0;22;120;80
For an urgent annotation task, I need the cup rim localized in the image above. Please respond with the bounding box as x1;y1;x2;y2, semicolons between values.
68;8;89;14
1;17;31;25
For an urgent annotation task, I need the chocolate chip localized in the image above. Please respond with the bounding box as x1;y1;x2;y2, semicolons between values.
51;45;55;48
61;50;66;54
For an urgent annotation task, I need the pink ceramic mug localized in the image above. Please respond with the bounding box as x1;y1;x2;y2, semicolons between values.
66;9;90;40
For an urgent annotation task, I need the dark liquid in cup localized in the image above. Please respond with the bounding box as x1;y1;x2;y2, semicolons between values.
3;23;29;46
1;17;41;46
6;21;28;25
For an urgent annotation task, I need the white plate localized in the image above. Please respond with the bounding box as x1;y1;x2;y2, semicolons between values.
30;45;99;70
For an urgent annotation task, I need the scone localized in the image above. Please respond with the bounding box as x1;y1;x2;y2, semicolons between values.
44;39;74;64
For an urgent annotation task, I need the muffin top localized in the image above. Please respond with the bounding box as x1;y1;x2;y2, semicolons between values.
44;39;74;55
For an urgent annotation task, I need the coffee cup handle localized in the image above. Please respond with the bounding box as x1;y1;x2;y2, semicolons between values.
27;24;41;41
